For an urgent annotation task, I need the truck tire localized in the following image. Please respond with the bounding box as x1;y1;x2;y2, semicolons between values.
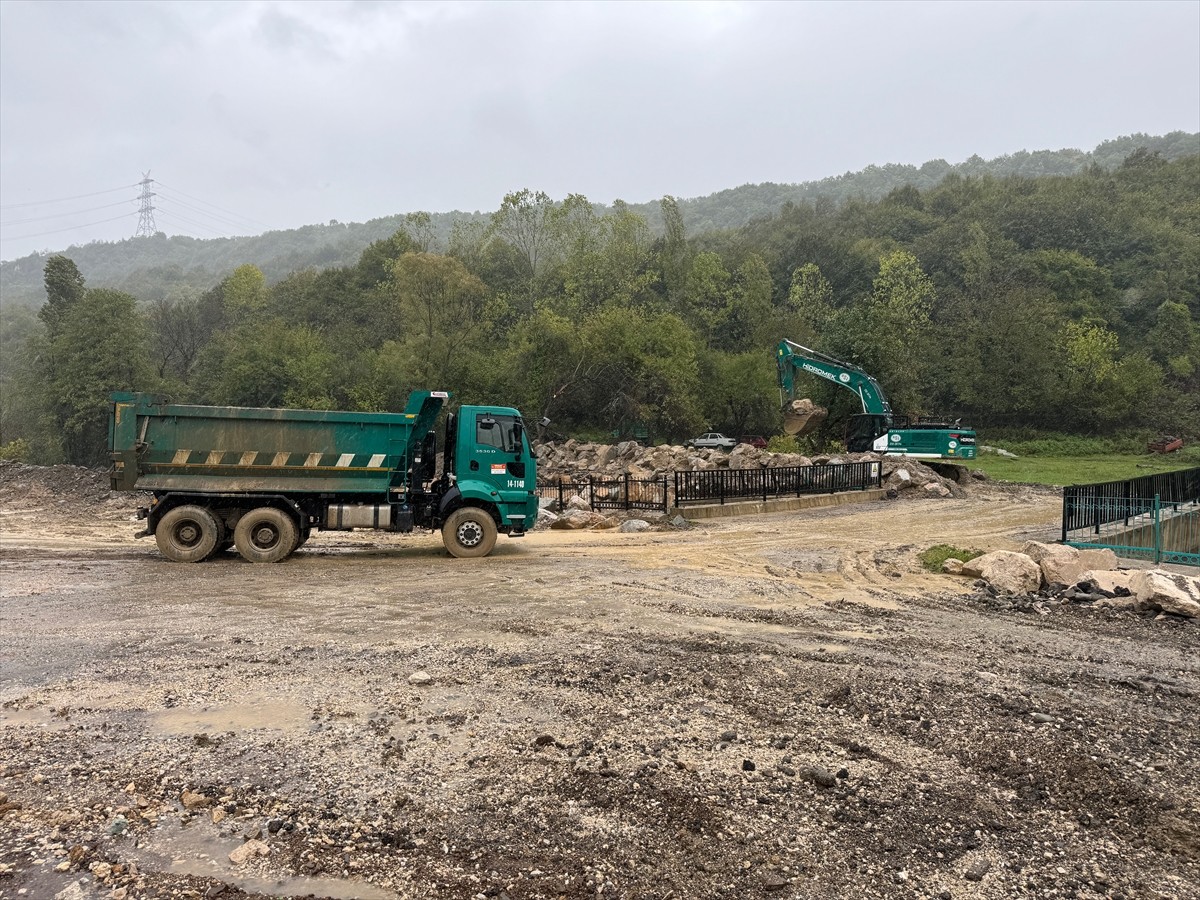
442;507;497;559
233;507;299;563
156;505;220;563
205;518;230;560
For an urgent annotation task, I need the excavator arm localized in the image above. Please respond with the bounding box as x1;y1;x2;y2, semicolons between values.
775;339;977;460
777;340;893;437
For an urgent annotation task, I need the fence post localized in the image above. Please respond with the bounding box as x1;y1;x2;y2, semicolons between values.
1154;494;1162;564
662;474;669;513
1061;490;1068;543
720;471;725;505
624;472;631;511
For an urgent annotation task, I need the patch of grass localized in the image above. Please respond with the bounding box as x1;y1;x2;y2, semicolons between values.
919;544;983;572
970;451;1198;486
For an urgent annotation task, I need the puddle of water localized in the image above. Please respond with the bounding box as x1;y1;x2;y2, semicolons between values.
151;695;310;736
0;707;71;730
127;820;397;899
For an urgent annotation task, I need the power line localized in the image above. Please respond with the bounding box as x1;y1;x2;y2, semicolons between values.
0;184;135;211
154;181;270;229
156;190;255;232
3;211;139;241
1;199;134;227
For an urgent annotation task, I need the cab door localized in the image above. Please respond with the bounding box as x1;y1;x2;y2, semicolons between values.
462;412;528;493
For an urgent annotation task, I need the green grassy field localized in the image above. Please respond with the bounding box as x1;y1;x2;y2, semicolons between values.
969;449;1199;486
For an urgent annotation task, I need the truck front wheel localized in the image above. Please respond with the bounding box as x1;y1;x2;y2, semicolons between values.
442;507;497;559
156;505;220;563
234;507;299;563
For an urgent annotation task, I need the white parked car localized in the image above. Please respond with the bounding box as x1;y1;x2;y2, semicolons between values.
687;432;737;451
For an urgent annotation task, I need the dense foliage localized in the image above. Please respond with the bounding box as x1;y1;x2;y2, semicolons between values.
2;132;1195;308
1;150;1197;466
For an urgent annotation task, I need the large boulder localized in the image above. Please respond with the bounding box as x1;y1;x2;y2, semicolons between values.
1021;541;1119;587
1131;570;1200;618
1079;570;1134;597
551;509;607;530
961;550;1042;595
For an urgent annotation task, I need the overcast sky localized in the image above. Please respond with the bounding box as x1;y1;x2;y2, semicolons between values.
1;0;1197;262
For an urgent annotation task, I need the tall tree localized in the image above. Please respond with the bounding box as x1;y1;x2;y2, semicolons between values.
47;288;152;465
388;252;492;388
39;255;86;337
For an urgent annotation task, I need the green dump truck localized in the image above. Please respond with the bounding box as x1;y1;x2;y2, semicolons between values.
108;391;538;562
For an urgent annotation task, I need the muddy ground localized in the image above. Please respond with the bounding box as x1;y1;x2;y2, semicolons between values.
1;464;1198;900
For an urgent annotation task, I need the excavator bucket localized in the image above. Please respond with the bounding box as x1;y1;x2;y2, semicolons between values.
782;398;828;437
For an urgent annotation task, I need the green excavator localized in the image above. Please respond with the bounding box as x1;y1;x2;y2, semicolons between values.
777;339;976;462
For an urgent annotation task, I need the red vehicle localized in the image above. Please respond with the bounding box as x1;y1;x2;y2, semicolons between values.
738;435;768;449
1148;436;1183;454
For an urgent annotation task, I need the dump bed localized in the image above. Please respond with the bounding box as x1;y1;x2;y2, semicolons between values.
109;391;446;494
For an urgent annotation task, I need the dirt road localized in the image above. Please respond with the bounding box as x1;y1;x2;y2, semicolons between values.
2;476;1198;900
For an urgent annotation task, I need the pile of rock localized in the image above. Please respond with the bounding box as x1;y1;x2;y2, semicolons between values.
534;440;969;498
535;492;668;532
946;540;1200;619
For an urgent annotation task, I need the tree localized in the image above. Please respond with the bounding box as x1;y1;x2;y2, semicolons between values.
493;309;594;430
682;251;731;340
196;320;334;409
787;263;836;338
1144;300;1198;378
716;254;773;352
46;288;153;465
387;252;492;389
1054;321;1160;429
39;255;86;337
147;289;204;387
578;307;703;437
222;264;269;322
698;351;779;435
832;250;935;416
490;188;557;311
658;195;691;301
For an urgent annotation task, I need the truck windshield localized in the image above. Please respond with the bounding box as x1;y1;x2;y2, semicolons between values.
476;414;522;453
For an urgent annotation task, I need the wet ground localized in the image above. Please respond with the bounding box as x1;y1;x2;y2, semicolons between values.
2;473;1199;900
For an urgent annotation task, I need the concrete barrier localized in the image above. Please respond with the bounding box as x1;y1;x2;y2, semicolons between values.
675;487;888;520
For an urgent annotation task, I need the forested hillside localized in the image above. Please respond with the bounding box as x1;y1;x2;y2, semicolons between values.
2;150;1197;466
2;132;1195;308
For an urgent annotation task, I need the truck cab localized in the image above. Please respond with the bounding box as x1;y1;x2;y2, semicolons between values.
440;406;539;543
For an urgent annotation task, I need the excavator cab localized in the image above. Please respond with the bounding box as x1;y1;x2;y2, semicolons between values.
846;414;890;453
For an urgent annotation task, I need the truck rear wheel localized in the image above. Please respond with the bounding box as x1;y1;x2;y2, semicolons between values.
233;507;298;563
442;507;497;559
156;505;221;563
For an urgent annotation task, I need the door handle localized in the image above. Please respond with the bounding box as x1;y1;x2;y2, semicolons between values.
470;460;479;471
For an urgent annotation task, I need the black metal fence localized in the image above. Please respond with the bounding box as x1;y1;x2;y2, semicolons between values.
674;461;882;506
1061;467;1200;567
537;474;670;513
1062;467;1200;536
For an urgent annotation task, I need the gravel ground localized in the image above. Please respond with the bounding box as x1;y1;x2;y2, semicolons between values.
1;463;1198;900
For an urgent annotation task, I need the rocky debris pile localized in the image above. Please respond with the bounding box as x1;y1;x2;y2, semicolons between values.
535;492;662;532
534;439;972;498
946;540;1200;619
0;460;140;517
